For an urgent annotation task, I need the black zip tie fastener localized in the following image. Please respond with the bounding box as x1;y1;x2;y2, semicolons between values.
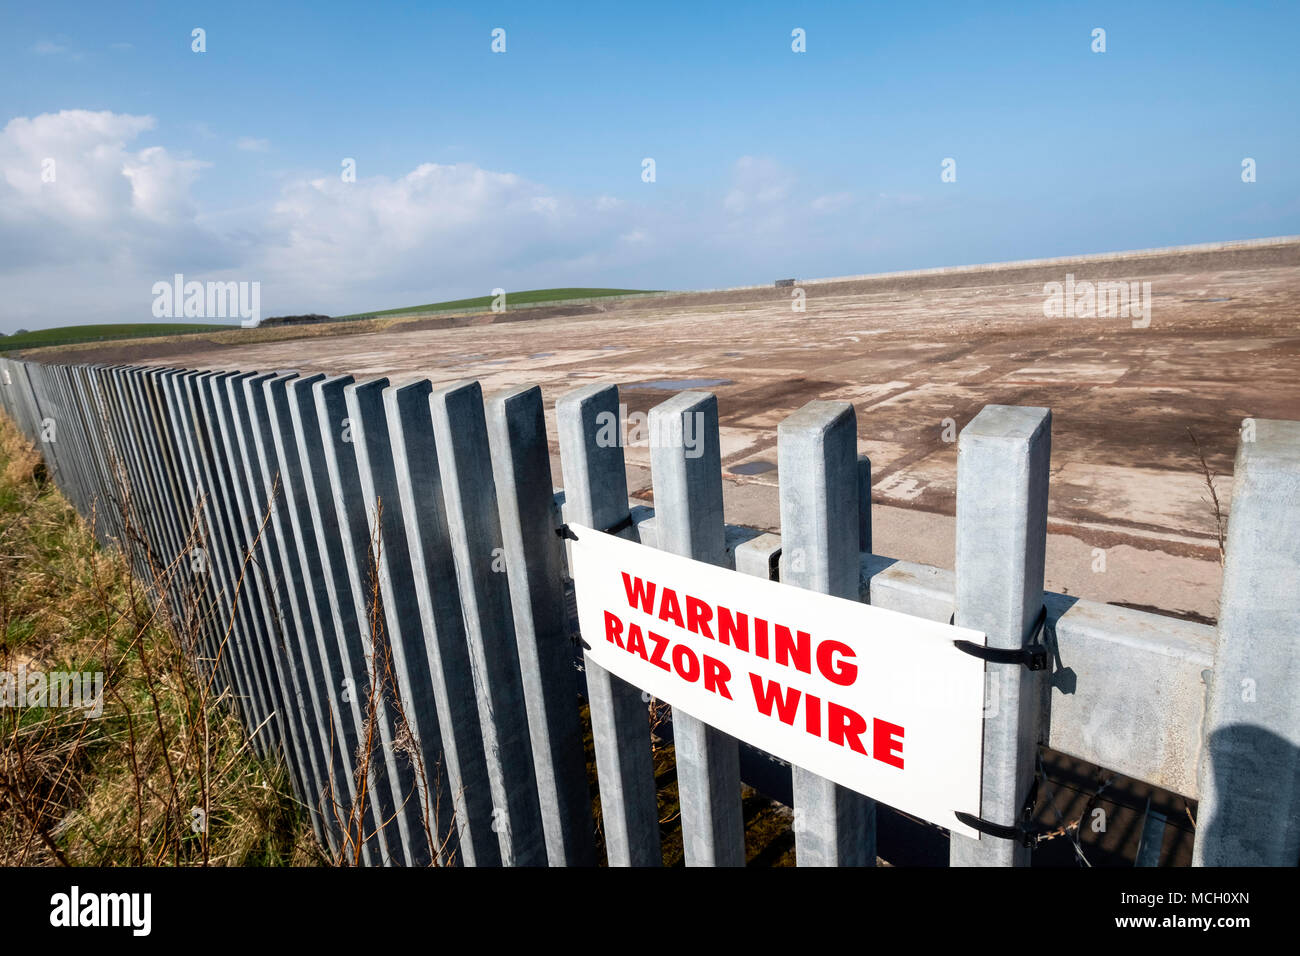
955;776;1048;849
951;609;1051;847
556;516;636;650
951;604;1050;672
554;512;635;542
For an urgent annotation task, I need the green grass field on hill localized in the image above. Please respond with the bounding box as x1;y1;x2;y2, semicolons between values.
0;322;237;352
3;288;665;354
338;287;661;319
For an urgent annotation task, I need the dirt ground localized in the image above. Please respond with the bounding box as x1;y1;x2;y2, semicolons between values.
52;238;1300;623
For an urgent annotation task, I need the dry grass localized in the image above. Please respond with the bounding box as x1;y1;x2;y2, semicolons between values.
352;496;456;866
0;414;321;866
1187;427;1228;564
0;394;460;867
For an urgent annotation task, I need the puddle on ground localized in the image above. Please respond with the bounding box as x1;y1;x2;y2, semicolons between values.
729;460;776;476
624;377;735;391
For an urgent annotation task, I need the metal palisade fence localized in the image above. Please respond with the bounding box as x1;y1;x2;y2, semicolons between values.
1;356;1296;867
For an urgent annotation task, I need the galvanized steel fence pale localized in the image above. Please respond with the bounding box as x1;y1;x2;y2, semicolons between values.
1;355;1296;867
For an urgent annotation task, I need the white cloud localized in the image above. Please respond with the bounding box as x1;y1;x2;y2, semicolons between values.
811;191;855;213
236;136;270;152
0;111;221;325
0;111;206;225
0;111;929;330
257;162;632;308
121;146;207;221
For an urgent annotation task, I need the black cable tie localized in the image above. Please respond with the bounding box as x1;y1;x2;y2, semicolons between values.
558;514;635;651
953;813;1049;848
555;512;636;542
952;605;1050;671
603;513;635;536
954;812;1019;842
955;776;1046;849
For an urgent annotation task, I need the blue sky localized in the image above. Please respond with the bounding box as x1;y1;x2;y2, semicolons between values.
1;0;1296;330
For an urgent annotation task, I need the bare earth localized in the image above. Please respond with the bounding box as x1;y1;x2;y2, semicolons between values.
56;239;1300;623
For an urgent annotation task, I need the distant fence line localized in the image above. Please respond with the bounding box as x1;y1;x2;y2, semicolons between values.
1;354;1296;867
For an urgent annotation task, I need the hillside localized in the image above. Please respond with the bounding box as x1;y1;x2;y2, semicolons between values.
337;287;662;319
0;322;237;352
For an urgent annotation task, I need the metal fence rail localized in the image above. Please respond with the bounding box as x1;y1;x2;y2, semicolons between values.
1;355;1295;867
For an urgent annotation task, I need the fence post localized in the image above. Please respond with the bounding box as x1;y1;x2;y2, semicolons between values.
345;377;462;866
382;378;500;866
194;368;291;755
258;372;385;865
308;374;425;864
285;374;406;866
222;371;315;762
485;384;597;866
1193;418;1300;866
98;367;151;580
155;369;236;702
80;365;125;547
201;372;290;765
185;369;270;739
778;400;876;866
234;370;333;850
138;368;215;672
430;380;547;866
244;371;345;853
649;391;746;866
117;368;174;587
82;365;119;546
557;382;662;866
26;363;68;498
215;373;300;767
38;366;83;518
949;405;1051;868
171;370;269;749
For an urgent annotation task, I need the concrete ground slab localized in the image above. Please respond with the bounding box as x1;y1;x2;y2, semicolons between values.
51;239;1300;623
